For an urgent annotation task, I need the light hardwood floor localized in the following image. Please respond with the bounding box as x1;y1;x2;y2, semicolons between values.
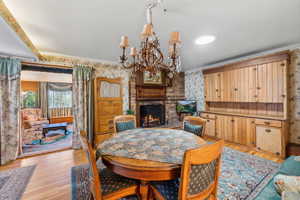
0;139;284;200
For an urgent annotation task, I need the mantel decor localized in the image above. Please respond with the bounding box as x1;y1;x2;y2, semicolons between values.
119;0;181;83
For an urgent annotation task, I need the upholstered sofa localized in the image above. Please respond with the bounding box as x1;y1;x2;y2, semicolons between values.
254;156;300;199
21;108;49;145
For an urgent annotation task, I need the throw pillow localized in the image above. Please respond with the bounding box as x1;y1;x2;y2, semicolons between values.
273;174;300;195
184;122;203;136
116;120;135;132
282;191;300;200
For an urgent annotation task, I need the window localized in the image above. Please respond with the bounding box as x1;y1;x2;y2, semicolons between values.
48;90;72;108
21;91;39;108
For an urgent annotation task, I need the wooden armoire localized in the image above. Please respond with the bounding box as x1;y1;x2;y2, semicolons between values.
201;51;289;158
94;77;123;134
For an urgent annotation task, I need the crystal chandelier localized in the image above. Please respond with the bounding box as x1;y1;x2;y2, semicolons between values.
119;0;181;81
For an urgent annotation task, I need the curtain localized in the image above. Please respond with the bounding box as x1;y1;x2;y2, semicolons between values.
0;58;21;165
40;82;48;118
48;82;72;118
72;65;93;149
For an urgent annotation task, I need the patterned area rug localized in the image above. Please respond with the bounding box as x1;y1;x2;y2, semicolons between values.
0;165;36;200
71;147;280;200
22;130;72;155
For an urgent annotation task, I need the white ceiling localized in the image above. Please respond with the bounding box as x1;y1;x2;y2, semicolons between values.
3;0;300;70
0;17;36;59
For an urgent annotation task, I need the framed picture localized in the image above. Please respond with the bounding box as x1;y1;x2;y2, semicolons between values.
143;71;163;85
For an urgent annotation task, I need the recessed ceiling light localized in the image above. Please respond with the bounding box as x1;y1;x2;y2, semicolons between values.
195;35;216;45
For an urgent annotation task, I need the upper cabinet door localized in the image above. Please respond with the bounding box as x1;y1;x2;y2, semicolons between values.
272;60;287;103
221;70;232;102
248;66;258;102
204;73;221;102
256;60;287;103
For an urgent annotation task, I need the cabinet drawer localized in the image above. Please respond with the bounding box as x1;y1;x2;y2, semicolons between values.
256;126;282;155
255;119;282;128
200;113;216;119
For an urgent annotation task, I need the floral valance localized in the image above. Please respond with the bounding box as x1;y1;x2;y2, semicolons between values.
48;82;72;91
0;58;21;81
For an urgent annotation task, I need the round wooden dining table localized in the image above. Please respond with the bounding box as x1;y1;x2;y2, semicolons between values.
98;128;206;200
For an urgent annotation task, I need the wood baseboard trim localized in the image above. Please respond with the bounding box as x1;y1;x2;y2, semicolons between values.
19;146;72;159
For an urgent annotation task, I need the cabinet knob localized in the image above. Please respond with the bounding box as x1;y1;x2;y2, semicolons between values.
231;119;234;122
281;94;286;98
276;152;280;156
207;119;210;122
281;63;285;66
216;89;219;91
257;87;261;90
264;122;270;125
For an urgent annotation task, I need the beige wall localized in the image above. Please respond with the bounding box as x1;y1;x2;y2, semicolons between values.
289;49;300;144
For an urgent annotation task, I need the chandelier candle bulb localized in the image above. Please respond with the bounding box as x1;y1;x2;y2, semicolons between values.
142;24;153;36
170;32;180;44
120;36;129;48
130;47;137;56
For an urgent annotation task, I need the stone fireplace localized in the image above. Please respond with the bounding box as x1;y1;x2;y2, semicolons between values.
140;104;165;127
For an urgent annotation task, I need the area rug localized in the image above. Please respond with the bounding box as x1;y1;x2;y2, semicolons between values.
0;165;36;200
22;131;72;155
71;147;280;200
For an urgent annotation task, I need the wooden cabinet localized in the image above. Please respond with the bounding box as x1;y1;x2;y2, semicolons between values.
200;113;216;137
245;118;256;147
202;111;286;157
94;77;123;134
204;73;221;102
256;61;287;103
256;126;282;156
204;60;287;104
204;119;216;137
202;51;289;158
212;114;256;145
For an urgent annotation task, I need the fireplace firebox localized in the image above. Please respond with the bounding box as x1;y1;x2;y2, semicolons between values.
140;104;165;128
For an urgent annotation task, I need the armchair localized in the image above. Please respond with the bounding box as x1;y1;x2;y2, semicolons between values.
21;108;49;145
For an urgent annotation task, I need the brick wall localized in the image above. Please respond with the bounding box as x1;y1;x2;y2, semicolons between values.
129;72;185;126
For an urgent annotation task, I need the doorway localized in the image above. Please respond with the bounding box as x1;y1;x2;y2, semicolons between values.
20;64;73;156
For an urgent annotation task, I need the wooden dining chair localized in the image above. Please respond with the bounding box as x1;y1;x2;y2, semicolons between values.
150;140;224;200
113;115;137;133
79;131;139;200
183;116;206;137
